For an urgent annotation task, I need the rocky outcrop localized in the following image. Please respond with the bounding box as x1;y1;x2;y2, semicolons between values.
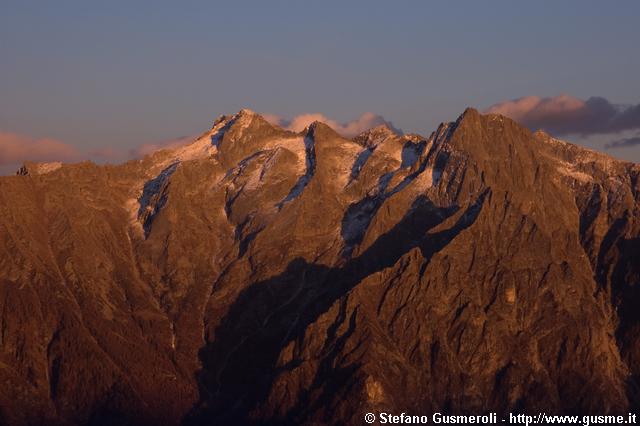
0;109;638;425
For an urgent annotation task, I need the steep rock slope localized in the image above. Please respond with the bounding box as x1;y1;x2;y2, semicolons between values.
0;109;638;425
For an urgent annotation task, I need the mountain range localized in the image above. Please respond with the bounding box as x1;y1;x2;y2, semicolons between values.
0;108;639;425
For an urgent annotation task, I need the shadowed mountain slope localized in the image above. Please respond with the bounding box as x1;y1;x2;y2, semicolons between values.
0;108;638;425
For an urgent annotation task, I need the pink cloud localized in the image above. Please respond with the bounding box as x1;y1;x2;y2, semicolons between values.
485;95;640;136
263;112;400;137
0;131;80;166
486;95;584;122
128;135;195;158
89;135;197;162
0;130;198;175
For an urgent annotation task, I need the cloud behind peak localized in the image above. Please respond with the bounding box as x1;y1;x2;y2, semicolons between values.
263;112;401;137
605;135;640;150
485;95;640;136
0;131;80;166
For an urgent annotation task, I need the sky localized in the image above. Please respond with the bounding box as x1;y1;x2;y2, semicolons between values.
1;0;640;174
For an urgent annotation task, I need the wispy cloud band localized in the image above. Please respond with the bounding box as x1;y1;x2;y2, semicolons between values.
605;136;640;149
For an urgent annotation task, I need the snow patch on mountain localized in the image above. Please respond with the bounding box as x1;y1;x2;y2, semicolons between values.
137;162;179;237
36;162;63;174
278;135;316;207
350;148;375;182
126;198;144;236
260;137;307;170
16;161;63;176
556;161;593;183
401;141;426;168
341;195;382;258
174;118;231;161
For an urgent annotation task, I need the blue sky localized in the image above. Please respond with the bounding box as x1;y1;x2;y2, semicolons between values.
1;0;639;172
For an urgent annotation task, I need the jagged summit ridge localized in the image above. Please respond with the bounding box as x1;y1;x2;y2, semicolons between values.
1;108;639;425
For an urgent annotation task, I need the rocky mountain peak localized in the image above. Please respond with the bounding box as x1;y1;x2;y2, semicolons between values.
366;123;398;136
303;120;343;140
1;108;639;425
353;123;401;148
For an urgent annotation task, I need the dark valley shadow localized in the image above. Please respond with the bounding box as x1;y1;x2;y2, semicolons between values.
184;189;490;425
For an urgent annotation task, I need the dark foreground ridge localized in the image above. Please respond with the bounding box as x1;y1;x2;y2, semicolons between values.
0;109;639;425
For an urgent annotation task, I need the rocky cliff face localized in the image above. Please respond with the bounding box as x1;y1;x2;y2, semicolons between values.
0;109;638;425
